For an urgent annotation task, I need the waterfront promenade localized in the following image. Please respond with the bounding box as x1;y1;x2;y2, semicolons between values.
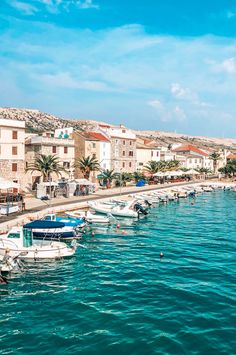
0;180;200;232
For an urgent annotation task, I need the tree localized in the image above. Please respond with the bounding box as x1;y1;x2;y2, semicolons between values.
133;171;146;183
166;160;180;171
97;169;117;188
74;156;100;180
26;154;66;182
115;172;133;187
218;159;236;177
209;152;221;174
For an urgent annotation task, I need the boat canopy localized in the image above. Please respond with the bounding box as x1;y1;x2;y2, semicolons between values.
23;220;65;229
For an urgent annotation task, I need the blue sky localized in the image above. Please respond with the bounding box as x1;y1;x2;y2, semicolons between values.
1;0;236;136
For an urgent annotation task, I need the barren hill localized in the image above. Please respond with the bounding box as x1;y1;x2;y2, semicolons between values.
1;107;236;151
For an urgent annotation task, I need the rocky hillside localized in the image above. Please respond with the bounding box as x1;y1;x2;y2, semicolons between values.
1;107;236;151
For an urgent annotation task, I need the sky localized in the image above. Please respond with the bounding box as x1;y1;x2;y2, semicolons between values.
1;0;236;137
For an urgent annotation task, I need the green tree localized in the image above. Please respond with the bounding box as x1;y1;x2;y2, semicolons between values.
209;152;221;174
115;172;133;187
26;154;66;182
133;171;146;183
74;156;100;180
219;159;236;177
97;169;117;188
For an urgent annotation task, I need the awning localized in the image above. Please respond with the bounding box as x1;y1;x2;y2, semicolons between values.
23;220;65;229
0;177;20;189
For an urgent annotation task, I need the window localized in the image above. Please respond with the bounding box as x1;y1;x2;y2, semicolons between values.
12;131;18;139
63;162;70;169
122;162;125;168
195;159;197;163
189;159;192;164
12;146;17;155
12;163;17;172
123;151;125;156
129;162;132;168
130;141;132;146
64;147;68;154
92;143;96;148
115;149;119;157
25;162;28;169
52;146;57;154
151;151;153;157
129;151;133;157
139;162;143;166
156;151;159;157
123;140;125;145
115;139;119;145
92;153;96;159
122;129;126;133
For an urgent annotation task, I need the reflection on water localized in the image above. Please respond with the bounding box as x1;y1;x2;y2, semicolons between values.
0;190;236;354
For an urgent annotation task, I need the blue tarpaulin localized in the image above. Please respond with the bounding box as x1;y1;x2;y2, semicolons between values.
136;179;145;187
23;220;65;229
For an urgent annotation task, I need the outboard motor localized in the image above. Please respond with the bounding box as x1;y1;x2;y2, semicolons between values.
134;203;148;216
144;200;152;208
0;274;8;284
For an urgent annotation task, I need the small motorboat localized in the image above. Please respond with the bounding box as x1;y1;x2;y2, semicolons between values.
0;223;77;262
88;199;148;218
65;210;113;224
24;220;80;241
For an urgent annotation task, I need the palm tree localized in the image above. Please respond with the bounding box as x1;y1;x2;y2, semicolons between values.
133;171;145;183
74;156;100;180
166;160;180;171
115;172;133;187
98;169;117;188
209;152;221;174
26;154;66;182
144;161;162;174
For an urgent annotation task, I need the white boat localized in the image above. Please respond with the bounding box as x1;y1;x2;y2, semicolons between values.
65;210;113;224
0;224;76;262
88;199;148;218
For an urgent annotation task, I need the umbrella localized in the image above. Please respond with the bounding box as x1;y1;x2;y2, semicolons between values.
0;177;20;190
187;169;200;175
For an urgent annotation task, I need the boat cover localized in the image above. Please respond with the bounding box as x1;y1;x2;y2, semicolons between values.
23;220;65;229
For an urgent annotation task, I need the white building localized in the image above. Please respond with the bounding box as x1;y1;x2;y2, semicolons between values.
25;130;75;189
136;137;161;170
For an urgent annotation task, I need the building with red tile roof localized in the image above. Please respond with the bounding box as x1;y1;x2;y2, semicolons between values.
173;144;208;157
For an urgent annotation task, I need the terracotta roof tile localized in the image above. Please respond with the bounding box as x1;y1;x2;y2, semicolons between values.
173;144;208;157
227;153;236;159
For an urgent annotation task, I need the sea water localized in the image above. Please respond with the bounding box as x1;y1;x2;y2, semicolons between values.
0;190;236;354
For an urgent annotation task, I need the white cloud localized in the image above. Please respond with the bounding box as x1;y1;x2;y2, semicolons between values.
148;100;187;123
38;72;108;91
9;1;38;15
76;0;99;9
36;0;99;12
148;100;164;110
171;83;198;102
210;57;236;74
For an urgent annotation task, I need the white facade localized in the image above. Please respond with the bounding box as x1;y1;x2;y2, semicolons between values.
99;141;111;170
136;148;161;170
25;132;75;188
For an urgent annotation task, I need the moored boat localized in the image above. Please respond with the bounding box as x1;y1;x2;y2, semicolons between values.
0;223;77;262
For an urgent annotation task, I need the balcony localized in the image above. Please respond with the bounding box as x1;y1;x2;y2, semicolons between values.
29;136;74;147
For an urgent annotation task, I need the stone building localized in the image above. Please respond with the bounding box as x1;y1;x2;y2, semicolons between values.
25;130;75;190
73;131;111;181
0;118;26;188
99;124;137;173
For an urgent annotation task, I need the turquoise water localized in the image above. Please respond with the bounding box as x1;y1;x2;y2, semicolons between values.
1;190;236;354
